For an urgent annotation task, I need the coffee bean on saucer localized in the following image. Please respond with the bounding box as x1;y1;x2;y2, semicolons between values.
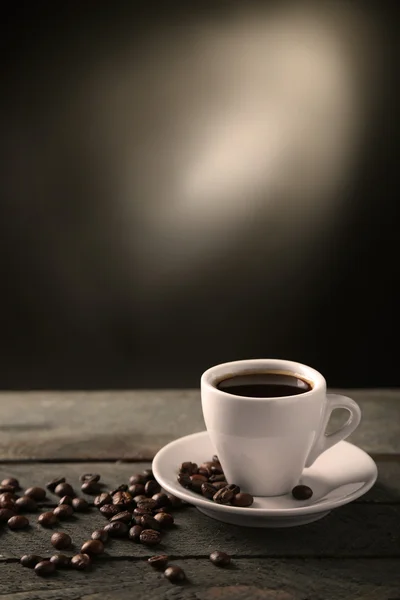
81;480;102;495
140;529;161;546
0;508;16;522
46;477;65;492
129;525;143;542
148;554;169;570
72;497;89;512
129;474;146;485
210;551;231;567
25;487;46;501
80;473;100;483
129;483;145;496
225;484;240;496
35;560;55;576
15;496;38;512
38;511;58;527
201;482;216;499
178;473;191;488
213;481;229;492
71;553;91;570
92;528;108;542
8;515;29;529
213;486;234;505
100;504;120;519
231;492;254;507
53;504;74;519
154;512;174;528
51;532;72;550
190;474;208;492
104;521;129;537
179;462;198;475
94;493;112;508
54;483;74;497
59;495;73;506
292;485;313;500
81;539;104;555
210;465;223;475
164;565;186;582
152;493;170;508
1;477;20;490
209;474;227;483
20;554;43;568
145;480;160;497
50;554;71;568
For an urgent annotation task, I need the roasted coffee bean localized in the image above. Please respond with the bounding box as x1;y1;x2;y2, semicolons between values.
71;553;91;570
92;528;109;542
190;474;208;493
81;539;104;555
133;494;147;504
134;506;152;517
54;483;74;497
112;490;134;508
167;494;183;508
213;481;229;491
152;493;170;508
46;477;66;492
210;465;223;475
20;554;43;568
15;496;37;512
154;506;171;515
72;497;89;512
213;486;234;505
35;560;55;576
110;484;128;495
209;474;227;483
94;493;112;508
51;532;72;549
201;482;216;499
59;495;73;506
148;554;169;570
1;477;20;490
164;565;186;582
129;473;146;485
0;486;17;497
292;485;313;500
179;462;198;475
0;507;16;521
53;504;74;519
225;484;240;496
140;514;161;531
129;483;145;496
129;524;143;541
38;511;58;527
24;487;46;501
0;498;15;510
140;529;161;546
154;512;174;528
110;510;133;524
200;461;215;470
198;467;211;477
80;473;100;483
145;480;160;496
137;498;157;511
210;551;231;566
231;492;254;507
142;468;155;481
81;480;101;495
50;554;71;568
100;503;120;519
178;473;191;488
104;521;129;537
8;515;29;529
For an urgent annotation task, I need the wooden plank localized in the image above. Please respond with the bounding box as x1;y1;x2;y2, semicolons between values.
0;389;399;460
0;558;399;599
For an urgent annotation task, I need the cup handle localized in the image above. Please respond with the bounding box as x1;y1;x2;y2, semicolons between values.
304;394;362;468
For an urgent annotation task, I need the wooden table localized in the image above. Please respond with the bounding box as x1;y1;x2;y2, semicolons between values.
0;389;399;599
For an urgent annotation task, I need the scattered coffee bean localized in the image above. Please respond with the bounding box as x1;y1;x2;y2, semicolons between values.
0;508;16;522
128;525;143;542
145;480;160;497
210;551;231;566
0;487;16;497
167;494;182;508
8;515;29;529
71;553;91;570
46;477;66;492
38;511;58;527
54;483;74;497
104;521;129;537
133;494;147;504
100;504;120;519
1;477;20;490
148;554;169;570
110;510;133;524
94;493;112;508
154;512;174;528
179;462;198;475
53;504;74;519
292;485;313;500
50;554;71;568
140;529;161;546
0;498;15;510
81;480;101;495
137;498;157;511
201;482;216;499
80;473;100;483
72;497;89;512
112;490;134;508
177;473;192;488
129;483;145;496
134;506;152;517
81;539;105;555
15;496;37;512
209;474;227;483
20;554;42;568
152;493;170;508
24;487;46;501
59;495;73;506
154;506;172;514
164;565;186;582
213;486;234;505
110;484;128;495
140;514;161;531
129;474;146;485
35;560;55;577
142;468;155;481
92;528;108;542
231;492;254;507
51;532;72;549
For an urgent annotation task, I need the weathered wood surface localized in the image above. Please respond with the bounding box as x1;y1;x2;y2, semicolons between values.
0;558;399;600
0;389;399;459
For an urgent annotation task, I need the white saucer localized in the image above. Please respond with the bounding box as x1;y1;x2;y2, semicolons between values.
152;431;378;528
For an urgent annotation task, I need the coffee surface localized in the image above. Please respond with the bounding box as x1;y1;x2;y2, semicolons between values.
216;372;311;397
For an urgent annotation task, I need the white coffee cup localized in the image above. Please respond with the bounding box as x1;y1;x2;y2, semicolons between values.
201;359;362;497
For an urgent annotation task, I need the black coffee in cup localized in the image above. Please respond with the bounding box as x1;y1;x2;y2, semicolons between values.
216;372;312;398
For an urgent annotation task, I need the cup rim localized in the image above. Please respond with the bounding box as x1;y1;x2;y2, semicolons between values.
201;358;326;400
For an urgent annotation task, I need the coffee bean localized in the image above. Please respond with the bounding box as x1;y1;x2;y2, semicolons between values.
292;485;313;500
24;487;46;501
164;565;186;582
133;494;147;504
179;462;198;475
198;467;211;477
94;493;112;508
209;474;227;483
134;506;152;517
140;529;161;546
112;491;134;508
15;496;38;512
140;514;161;531
54;483;74;497
213;481;229;491
110;484;128;495
128;525;143;542
137;498;157;511
0;508;16;522
142;468;155;481
154;512;174;528
1;477;20;490
201;482;216;499
154;506;171;515
0;498;15;510
148;554;169;569
81;480;101;495
104;521;129;537
53;504;74;519
71;553;91;570
81;539;104;555
59;495;73;506
190;474;208;493
210;551;231;566
213;486;234;504
50;554;71;568
200;461;215;470
20;554;42;568
8;515;29;529
225;484;240;496
231;492;254;507
110;510;133;524
129;483;145;496
35;560;55;576
152;492;170;509
51;532;72;549
100;504;120;519
80;473;100;483
145;480;160;497
0;487;16;497
210;465;223;475
178;473;191;488
72;497;89;512
38;511;58;527
46;477;66;492
167;494;183;509
129;474;146;485
91;528;108;542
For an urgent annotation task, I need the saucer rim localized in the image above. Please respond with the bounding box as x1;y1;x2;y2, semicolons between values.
152;431;378;518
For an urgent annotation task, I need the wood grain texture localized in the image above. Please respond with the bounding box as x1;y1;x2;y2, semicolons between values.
0;558;399;599
0;389;399;459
